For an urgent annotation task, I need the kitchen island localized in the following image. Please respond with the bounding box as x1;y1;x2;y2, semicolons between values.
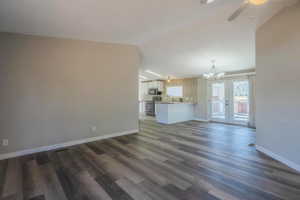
155;102;195;124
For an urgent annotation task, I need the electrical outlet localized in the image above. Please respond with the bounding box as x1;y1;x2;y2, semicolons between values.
90;126;97;132
2;139;8;146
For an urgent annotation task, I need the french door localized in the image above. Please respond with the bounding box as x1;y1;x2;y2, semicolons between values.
208;79;250;125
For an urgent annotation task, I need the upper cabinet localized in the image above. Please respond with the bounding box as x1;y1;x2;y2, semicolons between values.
141;80;164;93
157;81;164;92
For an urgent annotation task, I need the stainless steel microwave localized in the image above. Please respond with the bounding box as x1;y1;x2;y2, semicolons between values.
148;88;158;95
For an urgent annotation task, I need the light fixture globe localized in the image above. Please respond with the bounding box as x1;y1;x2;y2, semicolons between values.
203;60;225;80
249;0;268;6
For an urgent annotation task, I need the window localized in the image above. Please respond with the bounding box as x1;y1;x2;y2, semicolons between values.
167;86;183;97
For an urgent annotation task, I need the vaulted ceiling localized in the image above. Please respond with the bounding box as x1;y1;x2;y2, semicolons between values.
0;0;297;79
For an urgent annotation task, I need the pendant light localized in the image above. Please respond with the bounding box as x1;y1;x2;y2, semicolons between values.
203;60;225;80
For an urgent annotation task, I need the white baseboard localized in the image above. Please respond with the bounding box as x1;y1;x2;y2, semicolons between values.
194;118;210;122
0;129;138;161
256;145;300;172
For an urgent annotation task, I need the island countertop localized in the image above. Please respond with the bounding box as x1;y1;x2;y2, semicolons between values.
155;102;195;105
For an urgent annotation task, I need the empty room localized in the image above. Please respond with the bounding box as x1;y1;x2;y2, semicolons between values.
1;0;300;199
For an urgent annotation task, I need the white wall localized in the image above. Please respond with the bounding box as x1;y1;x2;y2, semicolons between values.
0;33;140;155
256;2;300;168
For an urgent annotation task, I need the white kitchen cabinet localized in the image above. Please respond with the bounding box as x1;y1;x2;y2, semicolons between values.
141;80;164;95
142;82;148;96
158;81;164;92
148;81;153;89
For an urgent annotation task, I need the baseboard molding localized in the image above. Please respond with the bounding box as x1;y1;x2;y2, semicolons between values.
193;118;210;122
256;145;300;172
210;120;251;128
0;129;138;161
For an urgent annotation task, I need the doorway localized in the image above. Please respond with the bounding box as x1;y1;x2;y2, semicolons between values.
208;79;250;125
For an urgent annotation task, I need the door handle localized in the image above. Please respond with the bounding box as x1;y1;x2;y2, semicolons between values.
225;100;229;106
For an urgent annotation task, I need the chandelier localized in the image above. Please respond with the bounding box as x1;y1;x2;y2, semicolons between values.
203;60;225;80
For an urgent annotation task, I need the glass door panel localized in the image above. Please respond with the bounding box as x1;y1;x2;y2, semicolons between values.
209;79;250;125
233;80;249;122
211;82;225;119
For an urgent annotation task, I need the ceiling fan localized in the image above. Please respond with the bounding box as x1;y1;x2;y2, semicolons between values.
228;0;269;21
200;0;216;4
200;0;289;22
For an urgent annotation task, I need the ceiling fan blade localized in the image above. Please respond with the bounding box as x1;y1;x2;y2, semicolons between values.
228;1;250;21
200;0;209;4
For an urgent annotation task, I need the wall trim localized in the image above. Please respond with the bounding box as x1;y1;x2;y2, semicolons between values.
193;118;210;122
0;129;138;161
224;72;256;78
210;120;251;128
256;145;300;172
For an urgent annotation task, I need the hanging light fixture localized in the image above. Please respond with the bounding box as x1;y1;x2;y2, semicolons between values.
203;60;225;80
167;76;171;83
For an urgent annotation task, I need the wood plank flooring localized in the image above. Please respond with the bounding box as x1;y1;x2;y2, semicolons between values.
1;119;300;200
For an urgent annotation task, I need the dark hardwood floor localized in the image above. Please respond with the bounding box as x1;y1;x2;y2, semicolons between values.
1;119;300;200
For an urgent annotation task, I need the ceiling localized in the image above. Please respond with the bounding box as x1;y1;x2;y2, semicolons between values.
0;0;297;79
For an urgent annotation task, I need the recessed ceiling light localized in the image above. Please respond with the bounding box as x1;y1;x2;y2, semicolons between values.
145;70;162;77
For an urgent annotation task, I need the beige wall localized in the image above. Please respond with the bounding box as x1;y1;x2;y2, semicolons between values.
256;3;300;166
0;33;140;155
195;78;208;120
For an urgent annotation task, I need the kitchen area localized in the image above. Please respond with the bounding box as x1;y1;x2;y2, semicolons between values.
139;78;198;124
